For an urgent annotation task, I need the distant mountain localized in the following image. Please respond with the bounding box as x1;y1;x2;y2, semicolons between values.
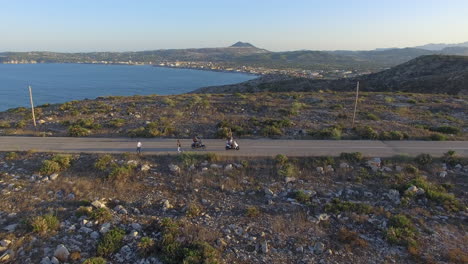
1;43;468;72
413;41;468;51
230;41;257;48
195;55;468;95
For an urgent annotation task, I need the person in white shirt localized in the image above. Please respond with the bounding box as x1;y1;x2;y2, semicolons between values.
136;141;142;154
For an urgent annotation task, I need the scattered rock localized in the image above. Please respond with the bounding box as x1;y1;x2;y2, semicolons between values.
141;164;151;171
439;171;447;178
260;241;268;254
162;200;173;211
54;244;70;262
285;177;296;183
168;164;181;174
91;200;107;209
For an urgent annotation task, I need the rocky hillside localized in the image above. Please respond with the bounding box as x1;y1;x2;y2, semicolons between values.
0;92;466;140
0;151;466;263
195;55;468;95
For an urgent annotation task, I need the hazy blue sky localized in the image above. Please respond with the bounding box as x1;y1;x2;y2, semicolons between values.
1;0;467;52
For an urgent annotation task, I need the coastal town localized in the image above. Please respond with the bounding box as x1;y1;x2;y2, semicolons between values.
1;59;373;79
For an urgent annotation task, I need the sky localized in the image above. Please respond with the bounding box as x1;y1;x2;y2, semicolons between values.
1;0;468;52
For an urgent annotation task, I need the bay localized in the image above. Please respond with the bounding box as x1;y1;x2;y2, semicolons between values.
0;63;256;111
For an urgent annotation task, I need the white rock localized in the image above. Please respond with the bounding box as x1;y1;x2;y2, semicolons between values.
0;240;11;248
91;200;107;209
316;167;324;173
318;214;330;221
162;200;173;211
100;223;111;234
127;160;138;166
3;224;17;232
141;164;151;171
39;257;51;264
131;223;142;230
49;173;59;181
50;257;60;264
210;164;222;169
264;188;274;196
261;241;269;254
439;171;447;178
53;244;70;262
339;163;349;169
90;231;100;240
224;164;233;171
285;177;296;183
168;164;181;174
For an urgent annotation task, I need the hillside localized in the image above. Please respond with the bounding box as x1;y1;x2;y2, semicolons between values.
195;55;468;95
2;43;468;71
0;151;466;263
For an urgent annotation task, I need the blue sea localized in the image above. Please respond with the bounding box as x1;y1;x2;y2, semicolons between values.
0;63;256;111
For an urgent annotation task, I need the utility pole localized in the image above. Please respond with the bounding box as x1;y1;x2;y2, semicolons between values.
28;85;37;128
351;81;359;128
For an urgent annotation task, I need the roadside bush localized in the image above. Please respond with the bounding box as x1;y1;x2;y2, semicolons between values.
0;121;11;128
52;154;72;169
40;160;61;175
15;120;27;129
216;120;245;138
108;118;126;128
443;150;461;167
380;131;407;140
356;126;379;140
97;228;125;257
278;163;296;178
405;165;419;174
339;152;363;163
108;164;135;181
429;126;460;135
407;176;463;211
5;152;19;160
162;97;176;107
75;118;101;130
68;125;91;137
429;133;447;141
415;153;432;166
95;155;113;171
310;127;342;140
261;125;283;137
29;214;60;235
274;154;288;166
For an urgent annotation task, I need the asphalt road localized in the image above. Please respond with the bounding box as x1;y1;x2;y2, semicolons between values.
0;136;467;157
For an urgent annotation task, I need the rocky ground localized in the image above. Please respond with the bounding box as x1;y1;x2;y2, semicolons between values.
0;92;466;141
0;150;467;264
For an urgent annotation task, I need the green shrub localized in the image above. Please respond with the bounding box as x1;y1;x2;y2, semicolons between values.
356;126;378;140
95;155;113;171
386;214;417;247
157;218;221;264
5;152;19;160
97;228;125;257
245;206;261;217
405;165;419;174
108;119;126;128
52;154;72;170
275;154;288;166
339;152;363;163
15;120;27;129
429;133;447;141
162;97;176;107
90;208;112;223
429;126;460;135
68;125;91;137
443;150;461;167
310;127;342;140
186;204;203;218
415;154;432;166
108;165;135;181
294;190;311;204
324;198;374;215
365;113;380;121
75;118;101;129
278;163;296;178
380;131;406;140
82;257;107;264
407;176;463;211
30;214;60;235
261;126;283;137
0;121;11;128
138;237;155;257
40;160;61;175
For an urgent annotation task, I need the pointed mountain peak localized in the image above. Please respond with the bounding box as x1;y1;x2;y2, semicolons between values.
230;41;256;48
